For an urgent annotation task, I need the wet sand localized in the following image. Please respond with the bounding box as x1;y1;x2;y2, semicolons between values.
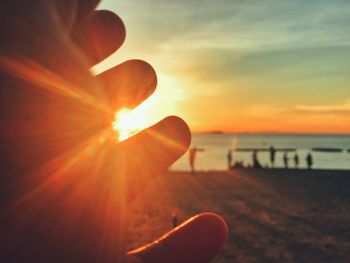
127;169;350;263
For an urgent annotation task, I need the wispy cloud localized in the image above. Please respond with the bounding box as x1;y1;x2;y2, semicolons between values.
295;100;350;113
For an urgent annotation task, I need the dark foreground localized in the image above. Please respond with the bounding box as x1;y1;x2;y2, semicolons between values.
127;169;350;263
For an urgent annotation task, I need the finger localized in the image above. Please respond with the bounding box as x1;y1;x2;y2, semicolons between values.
96;60;157;110
116;116;191;201
127;213;228;263
73;10;126;67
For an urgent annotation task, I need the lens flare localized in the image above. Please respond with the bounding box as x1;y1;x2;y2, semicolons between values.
113;108;144;141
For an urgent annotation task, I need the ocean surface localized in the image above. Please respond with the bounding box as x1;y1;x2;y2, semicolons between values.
171;133;350;171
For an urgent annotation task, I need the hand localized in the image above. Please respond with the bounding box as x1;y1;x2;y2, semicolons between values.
0;1;227;262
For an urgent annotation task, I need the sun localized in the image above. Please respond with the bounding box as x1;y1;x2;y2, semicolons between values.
112;103;153;141
112;109;135;141
111;80;182;142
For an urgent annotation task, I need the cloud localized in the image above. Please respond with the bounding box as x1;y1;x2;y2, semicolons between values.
101;0;350;53
295;100;350;113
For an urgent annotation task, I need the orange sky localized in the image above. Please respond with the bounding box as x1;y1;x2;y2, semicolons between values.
95;0;350;134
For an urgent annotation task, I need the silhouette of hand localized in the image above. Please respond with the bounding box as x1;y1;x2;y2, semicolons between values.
0;1;227;262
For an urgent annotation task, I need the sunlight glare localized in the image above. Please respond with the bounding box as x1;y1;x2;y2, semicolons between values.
113;102;153;141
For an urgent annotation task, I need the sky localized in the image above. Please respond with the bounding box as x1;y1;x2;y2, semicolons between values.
95;0;350;134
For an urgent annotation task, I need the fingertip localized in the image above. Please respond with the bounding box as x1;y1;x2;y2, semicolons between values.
160;116;191;152
117;59;157;107
192;213;229;249
164;213;227;263
121;116;191;168
130;213;228;263
94;9;126;48
130;59;158;93
96;59;157;109
73;10;126;66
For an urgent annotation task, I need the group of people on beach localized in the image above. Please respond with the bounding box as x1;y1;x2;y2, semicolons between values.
237;147;314;170
229;147;314;170
229;146;314;170
267;146;313;170
188;146;314;173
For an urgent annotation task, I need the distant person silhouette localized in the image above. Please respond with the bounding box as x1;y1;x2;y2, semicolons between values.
252;150;263;169
269;146;276;167
306;152;313;170
172;212;178;228
283;152;289;169
294;153;299;169
232;160;245;169
189;147;205;173
227;150;233;169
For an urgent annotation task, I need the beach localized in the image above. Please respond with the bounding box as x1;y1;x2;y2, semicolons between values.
127;169;350;263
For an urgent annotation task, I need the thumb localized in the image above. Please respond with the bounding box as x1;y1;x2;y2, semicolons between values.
127;213;228;263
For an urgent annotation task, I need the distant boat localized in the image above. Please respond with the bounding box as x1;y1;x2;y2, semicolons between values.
311;147;343;153
206;130;224;134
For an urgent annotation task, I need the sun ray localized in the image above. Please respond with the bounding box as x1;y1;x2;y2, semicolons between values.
112;104;153;141
0;54;110;113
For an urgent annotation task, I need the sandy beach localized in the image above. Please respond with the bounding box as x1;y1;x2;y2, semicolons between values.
127;169;350;263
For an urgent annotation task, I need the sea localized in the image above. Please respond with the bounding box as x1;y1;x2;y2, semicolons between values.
170;133;350;171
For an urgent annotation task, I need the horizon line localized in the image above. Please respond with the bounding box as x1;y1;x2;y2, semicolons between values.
193;131;350;136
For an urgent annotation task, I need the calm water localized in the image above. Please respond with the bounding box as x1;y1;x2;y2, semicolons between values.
171;133;350;171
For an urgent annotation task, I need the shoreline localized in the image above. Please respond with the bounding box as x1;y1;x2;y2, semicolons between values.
170;168;350;174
